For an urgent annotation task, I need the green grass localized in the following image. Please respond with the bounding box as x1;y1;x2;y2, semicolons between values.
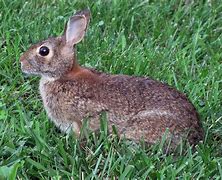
0;0;222;179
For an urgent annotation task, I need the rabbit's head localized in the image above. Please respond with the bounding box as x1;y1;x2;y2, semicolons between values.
20;9;90;79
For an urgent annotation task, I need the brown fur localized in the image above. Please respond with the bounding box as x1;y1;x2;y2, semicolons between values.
20;9;204;148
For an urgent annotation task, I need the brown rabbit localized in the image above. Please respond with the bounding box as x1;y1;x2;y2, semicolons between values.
20;9;203;147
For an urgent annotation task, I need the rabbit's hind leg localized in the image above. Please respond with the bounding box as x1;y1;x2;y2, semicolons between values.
121;117;182;146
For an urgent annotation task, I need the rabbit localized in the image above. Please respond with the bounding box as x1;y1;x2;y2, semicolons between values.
20;9;204;148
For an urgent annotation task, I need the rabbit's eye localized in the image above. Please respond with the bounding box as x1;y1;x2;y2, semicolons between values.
39;46;50;56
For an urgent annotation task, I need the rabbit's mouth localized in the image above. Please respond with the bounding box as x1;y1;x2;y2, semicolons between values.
21;67;39;76
22;73;35;79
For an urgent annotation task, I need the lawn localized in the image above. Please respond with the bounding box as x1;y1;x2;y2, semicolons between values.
0;0;222;179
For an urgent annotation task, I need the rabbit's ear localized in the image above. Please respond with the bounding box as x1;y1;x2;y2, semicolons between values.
74;9;90;25
64;15;87;45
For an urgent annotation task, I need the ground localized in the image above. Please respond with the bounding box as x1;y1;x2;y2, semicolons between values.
0;0;221;179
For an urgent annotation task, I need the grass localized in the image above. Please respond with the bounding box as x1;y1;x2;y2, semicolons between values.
0;0;222;179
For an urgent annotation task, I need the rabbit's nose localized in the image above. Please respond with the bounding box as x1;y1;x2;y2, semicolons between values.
20;56;25;62
19;53;27;62
20;57;29;70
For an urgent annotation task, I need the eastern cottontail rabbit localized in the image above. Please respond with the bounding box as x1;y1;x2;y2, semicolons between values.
20;9;203;147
